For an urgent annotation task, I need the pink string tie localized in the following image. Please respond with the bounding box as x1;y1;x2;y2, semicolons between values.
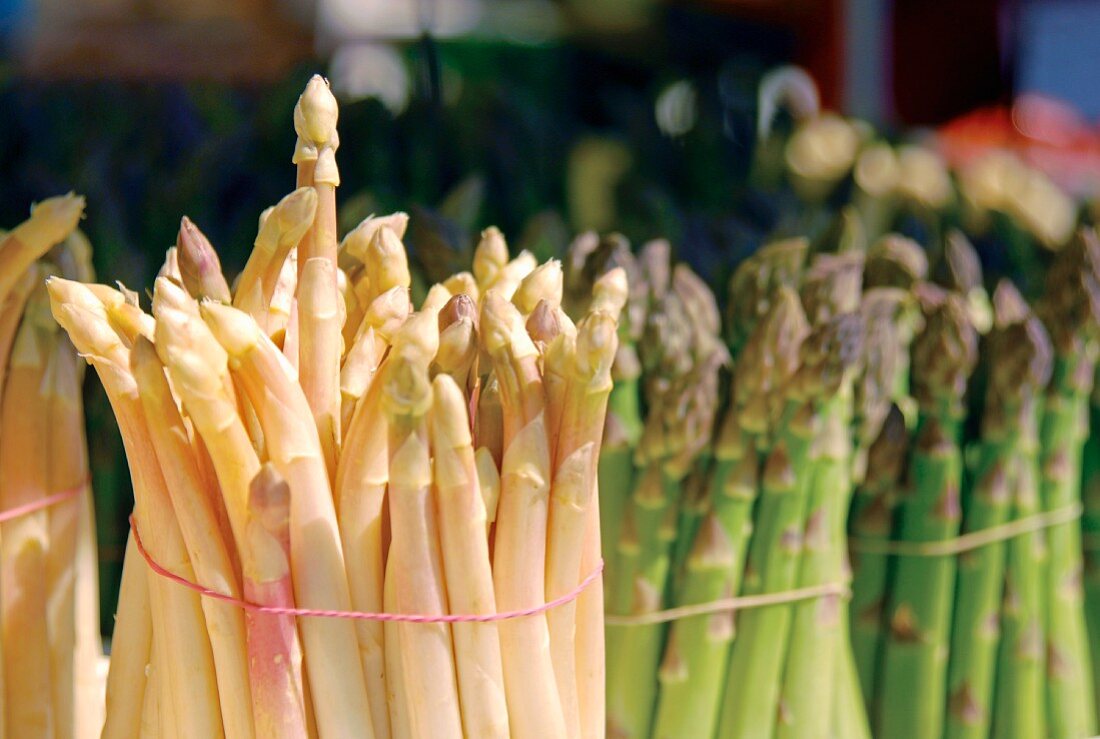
0;482;86;523
130;516;603;623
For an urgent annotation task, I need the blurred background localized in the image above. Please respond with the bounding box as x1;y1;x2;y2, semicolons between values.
2;0;1096;634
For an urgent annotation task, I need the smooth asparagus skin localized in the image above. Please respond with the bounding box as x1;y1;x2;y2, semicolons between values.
652;286;806;739
878;292;977;739
947;282;1051;739
1084;374;1100;725
717;311;862;739
1035;230;1100;739
847;404;908;707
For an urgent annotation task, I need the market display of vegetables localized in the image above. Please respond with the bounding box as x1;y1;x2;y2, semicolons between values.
4;52;1100;738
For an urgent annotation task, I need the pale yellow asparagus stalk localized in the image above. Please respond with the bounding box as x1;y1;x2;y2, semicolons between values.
383;569;412;738
152;304;307;736
534;302;570;461
334;363;392;739
0;193;84;303
234;187;318;328
177;216;232;303
513;259;564;318
340;285;410;432
129;337;255;739
546;311;617;738
340;212;409;265
364;226;412;306
443;271;479;304
294;78;343;477
63;238;103;738
430;373;510;738
481;291;568;736
473;227;510;293
422;282;454;318
266;248;301;340
575;509;605;739
102;532;152;739
44;334;89;739
245;463;311;738
299;257;341;477
477;374;506;477
476;446;502;535
489;251;538;301
140;628;161;739
200;301;375;737
0;267;38;400
73;464;104;739
576;268;626;739
1;297;55;737
434;293;479;400
47;278;224;738
158;245;181;283
382;354;463;739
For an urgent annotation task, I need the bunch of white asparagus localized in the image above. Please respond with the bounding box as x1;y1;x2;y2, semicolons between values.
49;76;619;739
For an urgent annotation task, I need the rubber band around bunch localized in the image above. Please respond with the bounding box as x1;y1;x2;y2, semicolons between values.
0;482;86;523
130;515;602;623
605;503;1082;627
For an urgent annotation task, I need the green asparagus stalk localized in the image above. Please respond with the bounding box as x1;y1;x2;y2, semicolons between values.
846;287;914;710
946;280;1051;739
992;438;1048;739
1035;229;1100;738
773;252;865;739
878;289;977;739
717;311;862;739
724;237;808;354
652;287;808;739
847;403;908;706
776;333;863;739
1084;371;1100;722
606;260;726;738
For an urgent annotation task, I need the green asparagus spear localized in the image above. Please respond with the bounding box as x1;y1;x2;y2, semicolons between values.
947;280;1051;739
776;252;866;739
652;288;808;739
848;404;908;707
1035;229;1100;739
717;311;862;739
1083;371;1100;723
878;289;977;739
607;261;726;739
